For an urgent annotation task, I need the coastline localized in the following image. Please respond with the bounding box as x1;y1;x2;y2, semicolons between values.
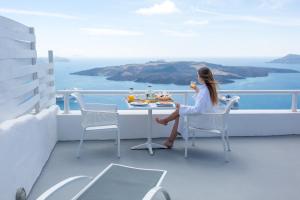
54;57;300;110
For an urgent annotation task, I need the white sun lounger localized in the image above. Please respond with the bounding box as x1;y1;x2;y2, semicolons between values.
36;163;171;200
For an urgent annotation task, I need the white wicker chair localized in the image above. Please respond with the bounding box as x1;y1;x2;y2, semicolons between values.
184;96;240;162
71;92;120;158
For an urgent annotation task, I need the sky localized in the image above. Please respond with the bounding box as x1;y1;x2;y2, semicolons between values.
1;0;300;58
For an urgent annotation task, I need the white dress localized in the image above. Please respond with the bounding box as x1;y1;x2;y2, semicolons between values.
178;84;216;140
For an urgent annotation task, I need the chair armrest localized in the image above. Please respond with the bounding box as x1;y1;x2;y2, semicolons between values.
85;103;117;111
82;110;118;115
186;112;224;117
186;112;226;130
185;110;228;124
143;186;171;200
36;176;92;200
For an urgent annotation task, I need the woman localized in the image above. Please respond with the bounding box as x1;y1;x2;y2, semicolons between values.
156;67;218;148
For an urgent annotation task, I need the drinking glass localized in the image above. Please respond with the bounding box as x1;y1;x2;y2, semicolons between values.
190;81;196;89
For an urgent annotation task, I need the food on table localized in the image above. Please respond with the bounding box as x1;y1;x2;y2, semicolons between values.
157;101;173;104
128;92;173;104
130;101;148;106
144;99;156;103
155;94;172;101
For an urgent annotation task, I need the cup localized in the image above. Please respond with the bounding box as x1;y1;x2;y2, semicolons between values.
128;95;135;102
190;81;196;89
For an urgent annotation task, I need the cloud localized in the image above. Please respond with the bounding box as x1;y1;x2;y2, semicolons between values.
80;28;143;36
259;0;290;9
195;8;300;27
185;19;209;26
194;9;222;16
136;0;180;16
160;30;197;37
0;8;80;20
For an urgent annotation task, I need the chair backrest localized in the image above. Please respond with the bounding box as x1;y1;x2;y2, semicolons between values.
71;92;86;112
223;96;240;114
187;96;240;131
219;96;240;130
71;92;119;127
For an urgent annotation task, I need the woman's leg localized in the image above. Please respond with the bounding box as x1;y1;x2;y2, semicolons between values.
164;116;180;148
155;109;179;125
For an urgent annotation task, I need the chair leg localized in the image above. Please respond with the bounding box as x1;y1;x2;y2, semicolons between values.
76;128;85;158
184;139;188;158
144;186;171;200
221;133;229;162
117;128;120;158
192;131;196;147
161;188;171;200
114;131;118;145
225;129;231;152
185;121;189;158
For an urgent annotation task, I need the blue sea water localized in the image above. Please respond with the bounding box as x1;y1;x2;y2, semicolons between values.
54;57;300;110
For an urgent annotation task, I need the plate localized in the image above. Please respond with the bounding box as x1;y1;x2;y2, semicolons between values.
130;102;149;106
156;102;174;107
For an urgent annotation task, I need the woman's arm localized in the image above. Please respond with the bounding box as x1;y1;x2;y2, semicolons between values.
192;85;200;100
180;86;207;114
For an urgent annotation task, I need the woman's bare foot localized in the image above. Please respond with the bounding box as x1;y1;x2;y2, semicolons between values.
163;139;173;149
155;117;168;126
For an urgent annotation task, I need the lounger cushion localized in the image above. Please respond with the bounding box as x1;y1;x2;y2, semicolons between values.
76;165;164;200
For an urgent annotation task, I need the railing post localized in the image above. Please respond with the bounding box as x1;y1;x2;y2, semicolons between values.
291;93;298;112
64;92;70;114
184;92;188;105
48;50;56;107
48;50;54;64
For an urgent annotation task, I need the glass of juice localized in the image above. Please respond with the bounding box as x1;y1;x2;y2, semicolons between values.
128;88;135;102
128;95;135;102
190;81;196;89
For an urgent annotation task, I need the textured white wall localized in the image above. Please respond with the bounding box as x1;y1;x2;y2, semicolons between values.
0;106;58;200
57;109;300;141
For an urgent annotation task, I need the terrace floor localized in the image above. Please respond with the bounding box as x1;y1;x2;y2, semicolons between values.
28;135;300;200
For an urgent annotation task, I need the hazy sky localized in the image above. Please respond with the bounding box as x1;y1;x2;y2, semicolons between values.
1;0;300;58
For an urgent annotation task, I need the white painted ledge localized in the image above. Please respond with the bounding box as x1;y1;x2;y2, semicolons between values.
0;105;58;200
57;109;300;141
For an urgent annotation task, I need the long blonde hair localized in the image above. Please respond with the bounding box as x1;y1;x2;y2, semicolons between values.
198;67;218;105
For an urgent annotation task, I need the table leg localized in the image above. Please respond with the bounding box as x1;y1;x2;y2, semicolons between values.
147;109;152;144
131;108;166;155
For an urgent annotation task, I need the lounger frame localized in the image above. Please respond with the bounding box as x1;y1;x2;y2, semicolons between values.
36;163;170;200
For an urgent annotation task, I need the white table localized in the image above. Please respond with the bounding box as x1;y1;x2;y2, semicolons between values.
126;101;175;155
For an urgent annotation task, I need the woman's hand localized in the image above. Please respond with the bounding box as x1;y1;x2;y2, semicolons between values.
192;85;199;93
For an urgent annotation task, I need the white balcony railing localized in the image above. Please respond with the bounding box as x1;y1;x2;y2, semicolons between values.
56;89;300;113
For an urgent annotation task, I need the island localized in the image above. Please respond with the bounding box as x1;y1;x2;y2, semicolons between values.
71;61;299;85
38;56;70;63
269;54;300;64
54;56;70;62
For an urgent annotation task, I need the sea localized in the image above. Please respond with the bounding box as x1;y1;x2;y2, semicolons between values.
53;57;300;110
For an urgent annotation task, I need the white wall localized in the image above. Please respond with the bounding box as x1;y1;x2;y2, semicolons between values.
57;109;300;141
0;105;58;200
0;15;57;199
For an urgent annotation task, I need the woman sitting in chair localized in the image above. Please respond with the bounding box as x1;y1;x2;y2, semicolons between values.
156;67;218;148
